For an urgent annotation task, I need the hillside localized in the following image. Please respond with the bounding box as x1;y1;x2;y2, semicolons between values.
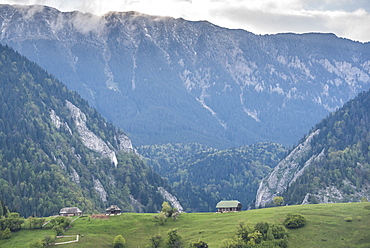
0;44;174;217
138;142;287;212
256;88;370;207
1;5;370;148
2;202;370;247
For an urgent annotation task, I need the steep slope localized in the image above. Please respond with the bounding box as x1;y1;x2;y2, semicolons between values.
0;44;174;217
138;142;287;211
1;5;370;148
255;89;370;208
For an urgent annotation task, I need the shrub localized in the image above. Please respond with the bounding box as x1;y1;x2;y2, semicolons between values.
269;224;288;239
29;240;43;248
2;227;11;239
113;235;126;248
190;240;209;248
52;225;64;236
344;217;353;222
161;201;180;219
50;216;71;229
255;222;269;239
166;228;182;247
283;213;306;229
154;212;167;225
273;196;285;207
43;234;56;246
149;234;162;248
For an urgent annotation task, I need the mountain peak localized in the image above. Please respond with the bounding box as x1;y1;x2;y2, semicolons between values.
1;4;370;148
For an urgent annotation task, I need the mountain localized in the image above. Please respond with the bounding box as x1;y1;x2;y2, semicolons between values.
138;142;287;211
0;43;178;217
1;5;370;148
255;89;370;208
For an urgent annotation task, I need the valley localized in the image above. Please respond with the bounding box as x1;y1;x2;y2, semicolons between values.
1;202;370;247
0;3;370;247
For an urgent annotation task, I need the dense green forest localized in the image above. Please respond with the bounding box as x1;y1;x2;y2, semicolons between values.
138;143;287;212
0;44;170;217
281;90;370;205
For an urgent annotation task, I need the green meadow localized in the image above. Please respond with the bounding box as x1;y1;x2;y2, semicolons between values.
1;202;370;247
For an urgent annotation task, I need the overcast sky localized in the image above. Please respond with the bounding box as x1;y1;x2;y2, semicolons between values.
1;0;369;42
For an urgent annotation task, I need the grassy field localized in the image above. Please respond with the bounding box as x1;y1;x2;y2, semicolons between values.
1;202;370;247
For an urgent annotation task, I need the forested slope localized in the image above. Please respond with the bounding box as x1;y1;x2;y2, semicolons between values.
0;44;170;217
138;143;287;212
256;89;370;207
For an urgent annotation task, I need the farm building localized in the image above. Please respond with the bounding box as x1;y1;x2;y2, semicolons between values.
216;200;242;212
59;207;82;216
106;205;121;215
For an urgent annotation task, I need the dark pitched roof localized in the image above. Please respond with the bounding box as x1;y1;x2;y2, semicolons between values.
216;200;241;208
59;207;82;214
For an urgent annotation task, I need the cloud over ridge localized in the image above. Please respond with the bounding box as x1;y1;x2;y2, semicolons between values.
1;0;369;42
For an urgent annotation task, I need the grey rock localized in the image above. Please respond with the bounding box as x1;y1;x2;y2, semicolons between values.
2;4;370;148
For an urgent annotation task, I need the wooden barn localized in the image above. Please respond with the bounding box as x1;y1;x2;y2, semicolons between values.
106;205;121;215
59;207;82;217
216;200;242;212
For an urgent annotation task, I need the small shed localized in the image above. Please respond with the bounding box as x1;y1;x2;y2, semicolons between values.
59;207;82;217
106;205;121;215
216;200;242;212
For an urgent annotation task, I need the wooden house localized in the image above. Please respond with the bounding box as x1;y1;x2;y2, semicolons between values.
59;207;82;216
216;200;242;212
106;205;121;215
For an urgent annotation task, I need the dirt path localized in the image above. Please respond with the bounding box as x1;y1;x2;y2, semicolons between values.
54;235;79;245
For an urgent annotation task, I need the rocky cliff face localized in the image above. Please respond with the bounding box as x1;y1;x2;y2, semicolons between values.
255;130;323;207
158;187;184;213
1;5;370;148
66;100;119;166
51;100;135;168
256;88;370;207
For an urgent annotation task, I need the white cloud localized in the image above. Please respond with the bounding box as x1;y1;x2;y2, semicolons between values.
0;0;369;42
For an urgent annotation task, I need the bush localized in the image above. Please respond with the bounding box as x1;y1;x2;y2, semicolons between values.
273;196;285;207
153;212;167;225
50;216;71;229
2;227;11;239
190;240;209;248
149;234;162;248
283;213;306;229
52;225;64;236
113;235;126;248
255;222;269;239
43;234;56;246
269;224;288;239
29;240;43;248
344;217;353;222
166;228;182;247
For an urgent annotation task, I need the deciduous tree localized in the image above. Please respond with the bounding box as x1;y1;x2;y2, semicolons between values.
273;196;284;207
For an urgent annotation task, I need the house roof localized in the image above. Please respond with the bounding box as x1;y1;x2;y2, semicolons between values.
216;200;241;208
106;205;121;211
59;207;82;214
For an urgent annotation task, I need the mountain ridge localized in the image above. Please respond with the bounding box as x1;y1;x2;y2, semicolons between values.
1;4;370;148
